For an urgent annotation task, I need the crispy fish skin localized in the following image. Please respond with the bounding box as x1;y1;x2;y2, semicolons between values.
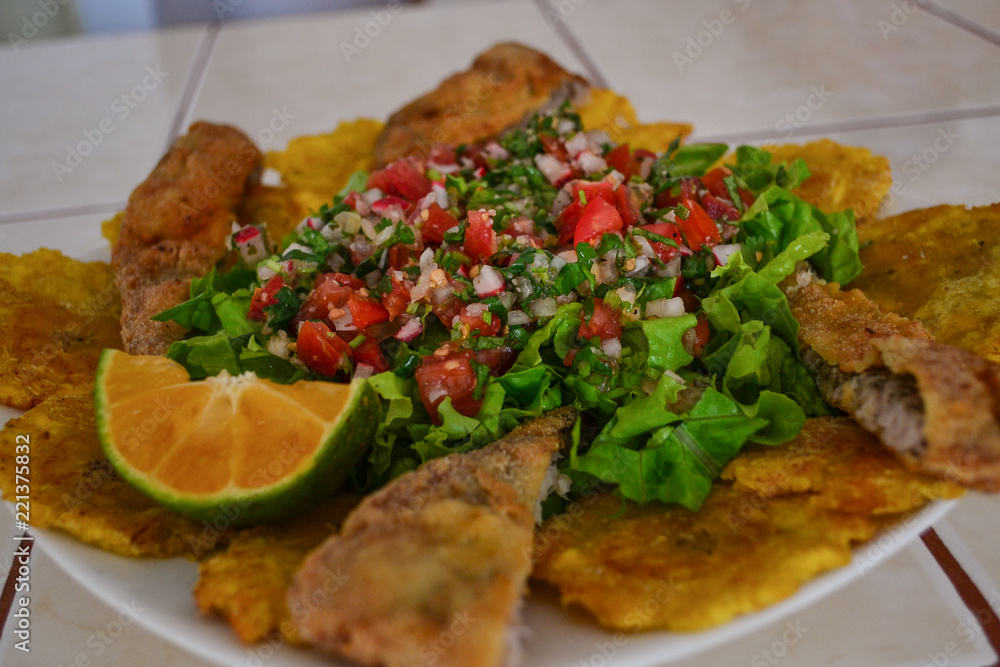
287;408;577;667
785;272;1000;491
373;42;589;166
113;122;261;355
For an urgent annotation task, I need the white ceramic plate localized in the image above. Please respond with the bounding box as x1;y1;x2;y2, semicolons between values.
6;241;959;666
26;500;956;667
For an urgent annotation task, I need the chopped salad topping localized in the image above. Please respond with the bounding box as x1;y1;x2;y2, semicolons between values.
155;105;863;511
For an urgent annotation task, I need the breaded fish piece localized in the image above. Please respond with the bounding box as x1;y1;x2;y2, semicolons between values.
373;42;589;166
113;122;261;355
785;270;1000;491
533;417;957;632
287;407;577;667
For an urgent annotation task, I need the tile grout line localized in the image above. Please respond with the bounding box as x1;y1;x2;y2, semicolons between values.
163;22;221;150
531;0;609;88
0;201;128;226
0;531;33;644
921;528;1000;666
693;103;1000;145
920;1;1000;50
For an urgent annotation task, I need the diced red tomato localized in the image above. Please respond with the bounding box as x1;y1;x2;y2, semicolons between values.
343;190;363;212
574;197;624;246
578;299;622;342
683;315;710;358
414;349;482;423
615;184;643;228
419;203;460;244
569;180;616;207
295;275;354;326
381;277;411;320
457;305;502;337
555;199;585;244
654;177;699;209
637;222;684;263
326;272;364;289
605;144;656;181
678;198;721;250
248;275;286;321
474;347;516;376
540;134;569;161
562;347;580;367
386;244;418;271
367;159;433;203
464;209;497;263
700;167;732;199
701;193;740;222
350;335;389;373
604;144;632;177
347;294;390;330
297;321;351;377
676;287;701;314
428;145;458;170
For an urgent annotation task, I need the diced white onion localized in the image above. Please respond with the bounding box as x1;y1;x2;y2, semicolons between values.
564;132;589;155
394;315;424;342
535;153;571;185
473;265;506;298
528;297;558;318
508;310;530;325
616;287;637;304
360;218;378;241
712;243;743;268
645;296;686;318
353;363;376;380
601;337;622;361
499;290;516;310
335;211;363;234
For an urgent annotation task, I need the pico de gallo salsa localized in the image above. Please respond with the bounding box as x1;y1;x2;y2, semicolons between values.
155;105;862;510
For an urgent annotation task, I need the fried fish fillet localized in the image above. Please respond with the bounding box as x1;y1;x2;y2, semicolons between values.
533;417;957;632
287;407;577;667
113;122;261;355
0;249;122;410
0;394;230;558
373;42;589;166
785;270;1000;491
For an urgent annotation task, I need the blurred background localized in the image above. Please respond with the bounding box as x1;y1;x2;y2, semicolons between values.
0;0;408;38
